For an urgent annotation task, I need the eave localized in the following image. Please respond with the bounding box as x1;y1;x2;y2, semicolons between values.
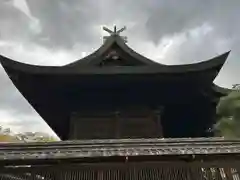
0;51;230;76
213;84;232;96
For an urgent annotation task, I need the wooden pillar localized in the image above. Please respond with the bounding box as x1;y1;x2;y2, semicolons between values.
115;111;120;139
97;171;103;180
225;168;234;180
154;107;164;137
69;112;77;139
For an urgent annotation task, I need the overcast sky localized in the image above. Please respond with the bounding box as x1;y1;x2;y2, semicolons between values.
0;0;239;137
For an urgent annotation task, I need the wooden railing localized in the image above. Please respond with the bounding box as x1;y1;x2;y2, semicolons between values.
1;138;240;180
1;164;240;180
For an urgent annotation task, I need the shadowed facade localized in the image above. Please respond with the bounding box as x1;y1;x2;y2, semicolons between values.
0;30;230;140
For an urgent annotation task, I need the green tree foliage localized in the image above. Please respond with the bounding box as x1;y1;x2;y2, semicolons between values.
215;85;240;138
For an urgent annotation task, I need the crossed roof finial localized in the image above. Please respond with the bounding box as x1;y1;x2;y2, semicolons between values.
102;25;127;43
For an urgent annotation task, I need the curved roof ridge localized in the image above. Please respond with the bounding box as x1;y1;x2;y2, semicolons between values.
65;35;161;67
65;36;117;67
166;51;230;70
65;35;230;68
112;36;161;65
0;54;56;68
0;51;230;75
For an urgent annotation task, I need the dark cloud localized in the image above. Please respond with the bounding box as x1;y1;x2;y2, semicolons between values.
143;0;240;87
25;0;102;48
144;0;240;65
145;0;239;42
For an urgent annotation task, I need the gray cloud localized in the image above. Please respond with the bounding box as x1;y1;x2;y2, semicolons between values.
25;0;103;48
0;0;239;135
0;1;33;42
143;0;240;87
145;0;240;42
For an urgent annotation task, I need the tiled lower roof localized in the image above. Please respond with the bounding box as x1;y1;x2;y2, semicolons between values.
0;137;240;161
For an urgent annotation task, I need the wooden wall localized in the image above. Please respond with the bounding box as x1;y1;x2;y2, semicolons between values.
69;108;163;139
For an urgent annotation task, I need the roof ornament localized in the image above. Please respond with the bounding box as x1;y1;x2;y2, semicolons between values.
103;25;128;43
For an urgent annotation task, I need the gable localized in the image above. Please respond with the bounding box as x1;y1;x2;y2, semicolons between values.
97;44;147;67
65;35;160;67
99;50;133;66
